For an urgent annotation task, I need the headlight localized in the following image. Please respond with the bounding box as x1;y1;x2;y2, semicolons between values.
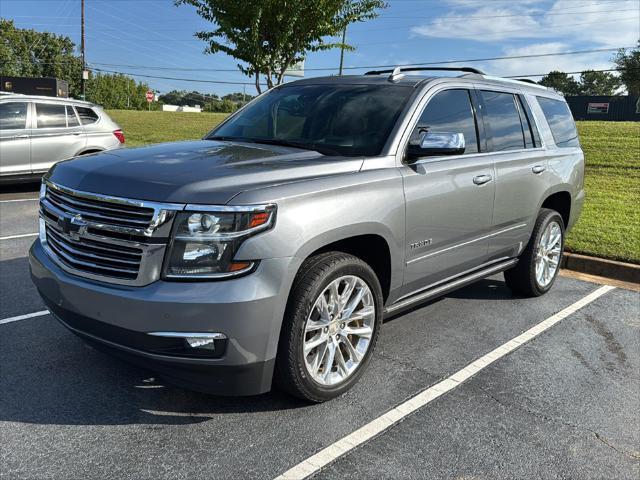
163;204;276;279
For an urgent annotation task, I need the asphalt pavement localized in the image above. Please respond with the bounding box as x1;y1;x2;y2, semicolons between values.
1;182;638;480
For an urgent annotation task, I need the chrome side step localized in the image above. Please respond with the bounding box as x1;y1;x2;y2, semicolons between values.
384;258;518;316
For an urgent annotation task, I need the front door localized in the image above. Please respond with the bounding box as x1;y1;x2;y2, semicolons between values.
400;88;495;297
0;101;31;176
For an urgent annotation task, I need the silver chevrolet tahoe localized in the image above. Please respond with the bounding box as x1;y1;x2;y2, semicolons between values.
29;68;584;402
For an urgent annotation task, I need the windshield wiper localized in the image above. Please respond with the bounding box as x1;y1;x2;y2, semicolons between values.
243;138;341;156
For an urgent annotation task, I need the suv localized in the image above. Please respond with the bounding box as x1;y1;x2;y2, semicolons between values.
0;94;124;183
29;68;584;402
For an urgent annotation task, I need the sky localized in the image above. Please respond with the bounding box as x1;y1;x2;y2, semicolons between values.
2;0;639;97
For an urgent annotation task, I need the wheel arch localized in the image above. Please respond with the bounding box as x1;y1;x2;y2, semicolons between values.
540;190;571;229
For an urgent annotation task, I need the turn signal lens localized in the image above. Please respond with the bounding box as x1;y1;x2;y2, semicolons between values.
249;212;270;228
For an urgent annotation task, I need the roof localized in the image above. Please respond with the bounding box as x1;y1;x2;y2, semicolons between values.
283;68;553;96
0;93;96;105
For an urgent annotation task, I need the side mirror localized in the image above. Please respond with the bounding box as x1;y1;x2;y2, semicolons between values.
406;131;465;162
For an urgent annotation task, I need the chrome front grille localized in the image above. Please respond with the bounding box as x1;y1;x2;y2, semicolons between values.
40;181;183;286
46;186;155;230
45;226;142;280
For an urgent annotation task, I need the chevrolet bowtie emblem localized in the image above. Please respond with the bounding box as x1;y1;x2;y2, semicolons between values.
58;214;88;240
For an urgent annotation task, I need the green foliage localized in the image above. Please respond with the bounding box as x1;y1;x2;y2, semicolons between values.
578;70;621;96
158;89;253;112
86;73;155;110
0;19;82;96
539;71;582;96
613;43;640;96
175;0;386;92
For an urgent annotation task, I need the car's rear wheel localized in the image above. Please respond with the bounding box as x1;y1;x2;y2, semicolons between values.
275;252;382;402
504;208;565;297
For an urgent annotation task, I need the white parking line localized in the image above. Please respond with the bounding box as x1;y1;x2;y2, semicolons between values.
0;232;38;241
0;198;39;203
0;310;49;325
274;285;616;480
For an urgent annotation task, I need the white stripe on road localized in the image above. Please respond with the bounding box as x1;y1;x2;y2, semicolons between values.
274;285;616;480
0;310;49;325
0;198;39;203
0;232;38;241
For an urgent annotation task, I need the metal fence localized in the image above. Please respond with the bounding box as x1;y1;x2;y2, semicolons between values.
565;95;640;121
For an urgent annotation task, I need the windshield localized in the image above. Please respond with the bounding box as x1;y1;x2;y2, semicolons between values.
208;84;414;156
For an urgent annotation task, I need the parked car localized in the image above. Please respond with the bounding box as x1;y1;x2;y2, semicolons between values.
0;94;124;183
30;68;584;402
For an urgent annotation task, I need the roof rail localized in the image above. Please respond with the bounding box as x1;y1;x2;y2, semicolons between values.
365;66;486;76
513;78;539;85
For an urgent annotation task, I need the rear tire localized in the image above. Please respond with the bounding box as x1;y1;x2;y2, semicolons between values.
275;252;383;402
504;208;565;297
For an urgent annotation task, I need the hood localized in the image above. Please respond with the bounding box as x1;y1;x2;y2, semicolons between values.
47;140;364;204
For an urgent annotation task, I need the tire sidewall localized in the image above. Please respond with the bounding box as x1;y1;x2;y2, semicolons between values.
291;259;383;401
530;211;565;295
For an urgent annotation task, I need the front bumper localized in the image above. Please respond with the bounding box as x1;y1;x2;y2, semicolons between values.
29;240;300;396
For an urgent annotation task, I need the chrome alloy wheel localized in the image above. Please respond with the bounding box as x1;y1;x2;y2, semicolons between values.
303;275;375;386
535;220;562;288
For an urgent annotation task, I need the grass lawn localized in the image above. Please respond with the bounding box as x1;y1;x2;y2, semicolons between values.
107;110;228;147
107;110;640;264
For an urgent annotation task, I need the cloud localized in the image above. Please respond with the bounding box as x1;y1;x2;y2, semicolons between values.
477;42;615;78
410;0;639;46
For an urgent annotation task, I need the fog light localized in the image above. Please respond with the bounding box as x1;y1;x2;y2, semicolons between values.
185;337;216;350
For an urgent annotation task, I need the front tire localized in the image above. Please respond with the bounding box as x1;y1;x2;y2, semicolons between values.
275;252;383;402
504;208;565;297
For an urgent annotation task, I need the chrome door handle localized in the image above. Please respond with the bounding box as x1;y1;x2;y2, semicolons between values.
12;134;29;139
473;174;493;185
532;165;546;174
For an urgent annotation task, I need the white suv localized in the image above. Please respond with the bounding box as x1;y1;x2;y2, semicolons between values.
0;95;124;183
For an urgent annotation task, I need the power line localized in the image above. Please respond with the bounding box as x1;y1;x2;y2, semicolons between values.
86;46;633;73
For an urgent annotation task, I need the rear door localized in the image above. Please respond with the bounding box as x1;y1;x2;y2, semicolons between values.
0;100;31;176
478;88;550;261
31;102;86;173
400;87;495;296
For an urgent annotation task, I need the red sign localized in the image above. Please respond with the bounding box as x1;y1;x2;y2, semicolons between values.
145;90;154;102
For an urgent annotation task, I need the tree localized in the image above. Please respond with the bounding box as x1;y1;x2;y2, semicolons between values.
539;71;582;96
86;73;154;110
613;43;640;96
175;0;386;93
0;19;82;95
578;70;621;96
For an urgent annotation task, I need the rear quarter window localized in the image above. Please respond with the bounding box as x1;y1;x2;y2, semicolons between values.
536;97;580;148
75;106;99;125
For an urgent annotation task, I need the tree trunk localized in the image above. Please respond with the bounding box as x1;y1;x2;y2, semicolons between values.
254;71;262;94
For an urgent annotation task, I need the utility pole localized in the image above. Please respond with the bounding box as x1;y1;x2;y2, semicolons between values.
338;25;347;76
81;0;86;99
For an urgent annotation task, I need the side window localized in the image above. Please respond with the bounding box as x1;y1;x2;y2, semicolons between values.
66;106;80;127
517;95;541;147
0;102;28;130
36;103;67;128
75;106;99;125
536;97;580;148
515;97;534;148
480;91;525;152
415;89;479;154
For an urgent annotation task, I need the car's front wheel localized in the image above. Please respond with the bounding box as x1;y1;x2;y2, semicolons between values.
275;252;383;402
504;208;565;297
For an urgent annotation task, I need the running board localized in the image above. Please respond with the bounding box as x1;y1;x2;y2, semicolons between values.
384;258;518;316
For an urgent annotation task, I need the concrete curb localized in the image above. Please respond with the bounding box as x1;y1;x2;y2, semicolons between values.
562;252;640;284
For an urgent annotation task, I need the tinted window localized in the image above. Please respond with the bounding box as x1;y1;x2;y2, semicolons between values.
516;97;534;148
211;84;414;156
518;95;541;147
36;103;67;128
0;102;28;130
76;106;99;125
537;97;579;148
66;106;79;127
414;89;479;154
481;91;525;152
